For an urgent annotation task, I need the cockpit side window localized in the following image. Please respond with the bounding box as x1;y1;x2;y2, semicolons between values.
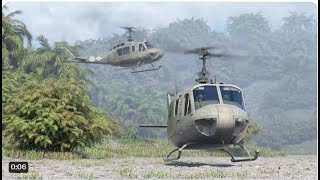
132;46;135;52
174;99;179;116
122;47;130;55
184;93;191;116
139;44;142;51
220;86;244;109
117;48;122;56
193;86;219;110
139;44;145;51
144;41;155;49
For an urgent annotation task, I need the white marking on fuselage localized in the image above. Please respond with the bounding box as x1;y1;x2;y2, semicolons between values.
96;56;102;61
89;56;95;62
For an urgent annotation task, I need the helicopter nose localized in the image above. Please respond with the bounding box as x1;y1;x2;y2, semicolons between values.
149;49;164;60
194;118;217;136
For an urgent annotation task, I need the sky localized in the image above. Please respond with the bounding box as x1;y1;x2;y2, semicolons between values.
5;2;318;44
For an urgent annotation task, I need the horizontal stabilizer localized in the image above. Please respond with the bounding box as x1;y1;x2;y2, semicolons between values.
139;125;167;128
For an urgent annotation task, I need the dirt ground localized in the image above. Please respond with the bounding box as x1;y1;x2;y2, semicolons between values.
2;155;318;179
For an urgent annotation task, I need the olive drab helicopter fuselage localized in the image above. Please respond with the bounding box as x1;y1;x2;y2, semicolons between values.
63;27;164;73
166;83;248;149
141;47;259;163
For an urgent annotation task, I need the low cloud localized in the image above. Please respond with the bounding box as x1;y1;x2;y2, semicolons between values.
5;2;317;44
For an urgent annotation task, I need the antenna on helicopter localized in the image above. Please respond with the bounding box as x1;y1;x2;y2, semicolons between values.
121;26;136;42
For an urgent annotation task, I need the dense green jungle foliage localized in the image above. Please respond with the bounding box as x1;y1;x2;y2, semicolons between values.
2;6;118;151
74;13;317;152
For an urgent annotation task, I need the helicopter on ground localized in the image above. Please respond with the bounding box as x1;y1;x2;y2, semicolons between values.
63;27;164;73
140;46;259;162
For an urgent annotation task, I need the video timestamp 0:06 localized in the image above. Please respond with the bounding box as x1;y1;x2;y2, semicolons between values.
9;162;29;173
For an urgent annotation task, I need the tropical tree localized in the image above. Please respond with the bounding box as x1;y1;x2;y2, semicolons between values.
226;12;271;53
2;5;32;69
227;12;271;38
282;11;317;33
23;35;87;80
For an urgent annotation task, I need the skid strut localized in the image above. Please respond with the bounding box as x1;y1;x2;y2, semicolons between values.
221;144;259;162
131;63;161;73
115;61;143;71
165;143;194;162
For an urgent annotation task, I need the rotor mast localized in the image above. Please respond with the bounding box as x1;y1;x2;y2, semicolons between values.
185;46;240;84
196;50;214;84
121;26;135;42
127;28;133;42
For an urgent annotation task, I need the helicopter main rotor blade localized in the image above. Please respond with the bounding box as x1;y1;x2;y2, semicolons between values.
183;45;249;61
207;53;225;58
208;49;248;58
184;46;217;54
188;48;249;59
120;26;136;31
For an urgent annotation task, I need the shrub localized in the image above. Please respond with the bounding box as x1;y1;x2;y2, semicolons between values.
244;122;263;143
2;78;118;151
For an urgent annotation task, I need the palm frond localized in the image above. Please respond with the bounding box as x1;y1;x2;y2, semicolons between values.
2;5;8;16
6;10;23;18
37;35;52;53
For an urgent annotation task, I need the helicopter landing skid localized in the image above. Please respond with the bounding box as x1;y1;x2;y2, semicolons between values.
131;63;161;73
164;142;195;162
221;144;259;162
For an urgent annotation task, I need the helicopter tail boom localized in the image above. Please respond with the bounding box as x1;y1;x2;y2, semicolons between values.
59;46;87;63
61;46;96;63
65;57;87;63
139;125;167;128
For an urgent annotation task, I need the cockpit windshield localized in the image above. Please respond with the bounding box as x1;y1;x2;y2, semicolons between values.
220;86;244;109
144;41;155;49
193;86;219;110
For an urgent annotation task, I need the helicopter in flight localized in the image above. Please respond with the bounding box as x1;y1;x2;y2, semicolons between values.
63;27;164;73
141;46;259;162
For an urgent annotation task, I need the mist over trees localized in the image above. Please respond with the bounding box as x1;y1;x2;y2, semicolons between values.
75;12;317;151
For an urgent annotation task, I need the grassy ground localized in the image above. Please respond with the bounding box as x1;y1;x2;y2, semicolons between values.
2;136;286;160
